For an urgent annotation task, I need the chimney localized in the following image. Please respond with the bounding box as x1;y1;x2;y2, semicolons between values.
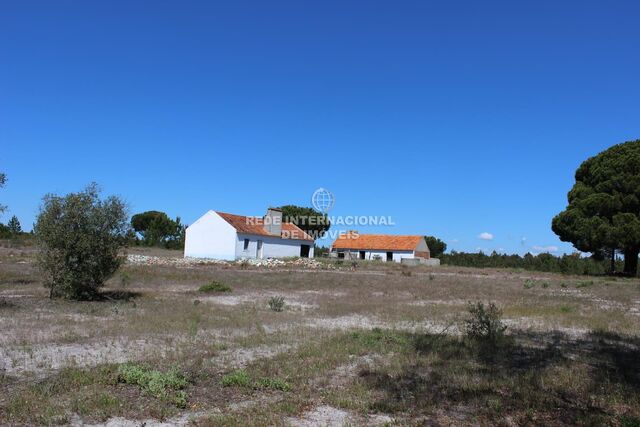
264;208;283;236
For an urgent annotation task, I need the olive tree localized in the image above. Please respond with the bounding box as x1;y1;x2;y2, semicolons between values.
34;183;130;299
552;140;640;276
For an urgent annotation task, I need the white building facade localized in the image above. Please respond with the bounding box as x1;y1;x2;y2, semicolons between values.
184;208;314;260
330;233;429;263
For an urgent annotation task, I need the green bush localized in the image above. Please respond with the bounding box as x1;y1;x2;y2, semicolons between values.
117;363;188;408
34;183;130;300
257;377;291;391
462;302;507;344
199;281;232;293
222;369;251;387
222;369;291;391
268;296;286;312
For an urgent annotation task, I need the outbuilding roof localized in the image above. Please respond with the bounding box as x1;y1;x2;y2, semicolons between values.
332;233;424;251
216;211;314;241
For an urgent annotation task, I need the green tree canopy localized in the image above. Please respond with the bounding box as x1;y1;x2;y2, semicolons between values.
131;210;185;248
552;139;640;276
424;236;447;258
278;205;330;240
7;215;21;236
34;183;130;299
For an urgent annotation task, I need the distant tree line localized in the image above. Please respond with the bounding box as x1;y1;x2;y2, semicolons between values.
440;251;620;276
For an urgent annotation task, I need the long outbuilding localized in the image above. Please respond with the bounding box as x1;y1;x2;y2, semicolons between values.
331;232;430;262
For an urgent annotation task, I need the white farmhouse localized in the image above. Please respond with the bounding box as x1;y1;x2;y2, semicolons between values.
330;232;430;262
184;208;314;260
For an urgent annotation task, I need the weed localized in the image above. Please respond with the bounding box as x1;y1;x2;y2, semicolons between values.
268;296;286;312
257;377;291;391
119;270;131;288
199;281;232;293
462;302;507;344
222;369;290;391
222;369;251;387
429;274;435;281
576;280;594;288
559;305;575;314
117;363;188;408
523;279;535;289
542;282;549;288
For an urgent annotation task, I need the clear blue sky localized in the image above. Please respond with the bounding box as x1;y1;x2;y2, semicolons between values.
1;1;639;254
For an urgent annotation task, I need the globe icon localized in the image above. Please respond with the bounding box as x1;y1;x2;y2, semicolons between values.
311;188;335;213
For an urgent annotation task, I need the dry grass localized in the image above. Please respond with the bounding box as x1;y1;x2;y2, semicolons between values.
1;245;639;425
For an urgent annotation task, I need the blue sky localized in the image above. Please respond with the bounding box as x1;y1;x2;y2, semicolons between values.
1;1;639;254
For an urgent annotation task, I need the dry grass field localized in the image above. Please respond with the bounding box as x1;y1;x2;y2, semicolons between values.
1;245;640;426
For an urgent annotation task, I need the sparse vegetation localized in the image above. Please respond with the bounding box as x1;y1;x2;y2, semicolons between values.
117;363;189;408
222;369;252;387
462;301;507;344
199;280;232;293
1;244;639;425
268;295;286;312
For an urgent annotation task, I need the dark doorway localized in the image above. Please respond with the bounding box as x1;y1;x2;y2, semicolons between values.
359;251;366;260
300;245;310;258
386;251;393;262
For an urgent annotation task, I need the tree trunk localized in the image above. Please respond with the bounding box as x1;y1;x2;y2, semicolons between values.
623;247;639;277
610;249;616;274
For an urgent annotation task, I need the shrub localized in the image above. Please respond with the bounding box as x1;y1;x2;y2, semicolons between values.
523;279;535;289
268;296;286;312
462;302;507;344
257;377;291;391
34;183;130;300
117;363;188;408
222;369;291;391
222;369;251;387
199;281;232;293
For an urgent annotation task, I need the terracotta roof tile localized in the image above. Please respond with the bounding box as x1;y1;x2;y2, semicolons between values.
332;233;424;251
216;211;314;241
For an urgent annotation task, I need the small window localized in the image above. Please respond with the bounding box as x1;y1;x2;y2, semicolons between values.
243;238;249;250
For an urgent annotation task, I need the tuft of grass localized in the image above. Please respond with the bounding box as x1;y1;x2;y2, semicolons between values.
199;281;232;293
222;369;291;391
559;305;575;314
257;377;292;391
222;369;252;387
117;363;188;408
268;296;286;312
523;279;535;289
576;280;594;288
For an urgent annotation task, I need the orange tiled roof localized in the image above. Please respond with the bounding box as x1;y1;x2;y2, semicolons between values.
332;233;424;251
216;211;314;241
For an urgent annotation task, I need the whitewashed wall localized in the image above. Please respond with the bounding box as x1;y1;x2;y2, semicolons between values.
235;233;314;259
336;249;414;263
184;211;237;260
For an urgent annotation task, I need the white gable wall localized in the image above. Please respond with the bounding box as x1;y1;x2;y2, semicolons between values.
235;233;314;259
184;211;237;260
